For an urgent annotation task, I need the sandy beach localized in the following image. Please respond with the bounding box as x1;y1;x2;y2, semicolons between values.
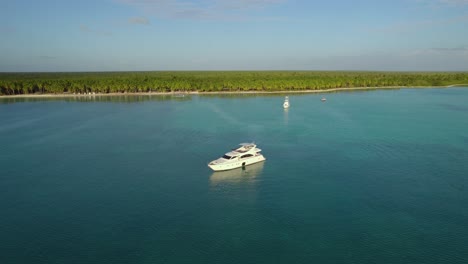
2;85;466;99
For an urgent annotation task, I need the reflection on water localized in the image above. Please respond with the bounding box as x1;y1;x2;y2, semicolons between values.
201;93;291;99
0;88;407;104
284;108;289;125
0;94;193;104
439;103;468;112
209;161;265;185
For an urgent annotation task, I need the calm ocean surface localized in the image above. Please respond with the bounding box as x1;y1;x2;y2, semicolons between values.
1;88;468;264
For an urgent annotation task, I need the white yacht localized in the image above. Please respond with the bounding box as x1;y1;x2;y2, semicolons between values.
208;143;266;171
210;161;265;184
283;96;290;108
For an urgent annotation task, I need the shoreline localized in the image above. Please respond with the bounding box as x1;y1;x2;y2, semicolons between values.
1;85;467;98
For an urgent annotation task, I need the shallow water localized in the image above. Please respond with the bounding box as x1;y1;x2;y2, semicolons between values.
1;88;468;264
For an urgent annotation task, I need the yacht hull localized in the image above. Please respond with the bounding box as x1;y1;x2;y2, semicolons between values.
208;155;266;171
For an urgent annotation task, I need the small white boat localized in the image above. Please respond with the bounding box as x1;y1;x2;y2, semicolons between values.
283;96;290;108
173;93;185;98
321;97;327;102
208;143;266;171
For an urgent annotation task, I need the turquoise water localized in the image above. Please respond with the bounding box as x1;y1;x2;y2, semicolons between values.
1;88;468;264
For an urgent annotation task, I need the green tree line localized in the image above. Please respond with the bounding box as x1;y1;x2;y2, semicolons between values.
1;71;467;95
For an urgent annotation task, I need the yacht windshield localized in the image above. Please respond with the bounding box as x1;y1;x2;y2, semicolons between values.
222;155;232;159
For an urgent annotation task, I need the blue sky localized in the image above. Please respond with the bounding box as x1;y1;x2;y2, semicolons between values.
1;0;468;71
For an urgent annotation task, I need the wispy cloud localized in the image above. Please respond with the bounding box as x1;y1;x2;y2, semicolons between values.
0;26;16;34
215;0;285;10
80;24;113;36
431;46;468;52
372;14;468;34
287;48;468;71
115;0;286;21
438;0;468;5
415;0;468;8
405;46;468;57
128;17;150;25
79;24;92;32
37;55;57;60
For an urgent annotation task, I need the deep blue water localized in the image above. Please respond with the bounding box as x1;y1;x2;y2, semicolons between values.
1;88;468;264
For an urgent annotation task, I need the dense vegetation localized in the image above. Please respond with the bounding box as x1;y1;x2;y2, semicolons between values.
1;71;468;95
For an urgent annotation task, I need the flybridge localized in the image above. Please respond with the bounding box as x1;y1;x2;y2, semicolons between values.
233;143;256;153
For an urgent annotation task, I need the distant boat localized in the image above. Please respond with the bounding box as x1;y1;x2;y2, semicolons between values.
321;97;327;102
283;96;290;108
173;93;185;98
